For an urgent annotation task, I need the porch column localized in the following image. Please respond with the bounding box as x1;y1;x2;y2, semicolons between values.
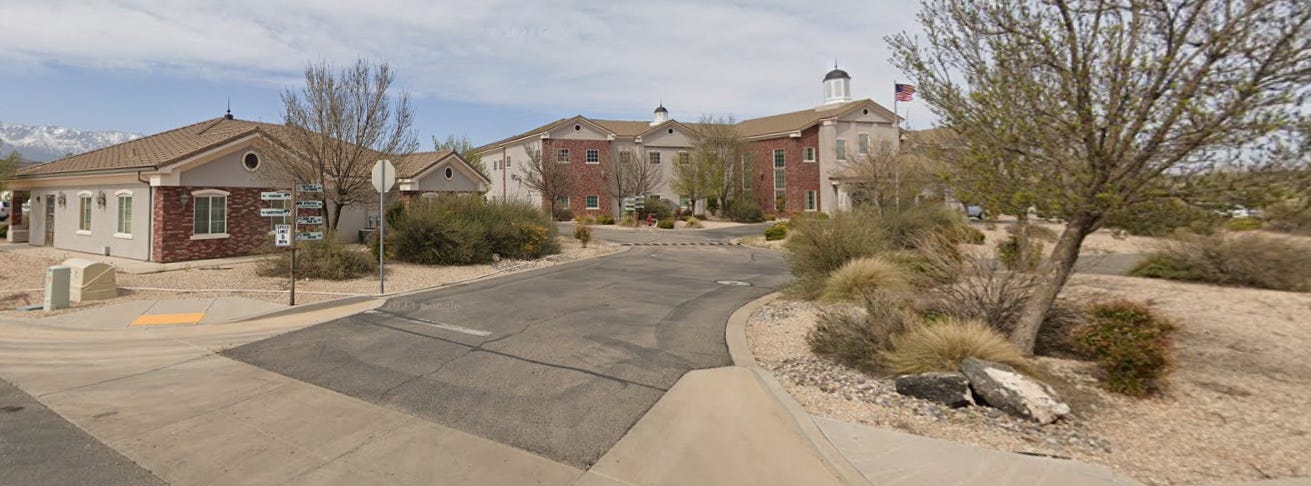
6;190;30;242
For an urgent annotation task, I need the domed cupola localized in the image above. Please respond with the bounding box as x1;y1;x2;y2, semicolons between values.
823;64;852;106
651;102;670;126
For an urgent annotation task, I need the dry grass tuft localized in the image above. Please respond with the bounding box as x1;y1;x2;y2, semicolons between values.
881;318;1030;375
821;256;912;302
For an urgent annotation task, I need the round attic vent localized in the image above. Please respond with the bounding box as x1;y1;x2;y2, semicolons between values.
862;108;870;115
242;152;260;171
574;124;582;131
444;167;454;179
667;128;674;134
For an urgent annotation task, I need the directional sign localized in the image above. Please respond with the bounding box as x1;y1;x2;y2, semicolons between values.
296;200;324;209
260;208;291;217
274;224;291;247
372;160;396;193
260;192;291;201
297;184;323;193
296;216;323;225
296;232;324;241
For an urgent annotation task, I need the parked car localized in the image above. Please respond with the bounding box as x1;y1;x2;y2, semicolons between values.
963;203;986;221
0;201;9;222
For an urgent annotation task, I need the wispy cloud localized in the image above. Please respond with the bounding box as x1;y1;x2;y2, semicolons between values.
0;0;923;121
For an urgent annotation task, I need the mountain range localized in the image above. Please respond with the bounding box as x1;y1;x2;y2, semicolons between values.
0;121;141;163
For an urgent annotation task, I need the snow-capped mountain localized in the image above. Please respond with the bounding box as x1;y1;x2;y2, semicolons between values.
0;121;141;162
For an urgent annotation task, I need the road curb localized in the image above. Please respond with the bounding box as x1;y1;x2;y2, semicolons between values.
724;293;873;486
215;295;382;324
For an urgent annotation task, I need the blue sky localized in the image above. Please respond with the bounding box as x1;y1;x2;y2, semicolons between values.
0;0;928;146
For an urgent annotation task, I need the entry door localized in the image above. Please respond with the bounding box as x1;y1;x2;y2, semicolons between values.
44;197;55;246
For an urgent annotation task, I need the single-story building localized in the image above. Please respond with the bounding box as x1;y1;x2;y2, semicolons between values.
4;114;489;262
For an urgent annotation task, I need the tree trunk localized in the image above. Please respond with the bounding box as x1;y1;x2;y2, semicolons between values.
330;201;345;232
1010;211;1095;355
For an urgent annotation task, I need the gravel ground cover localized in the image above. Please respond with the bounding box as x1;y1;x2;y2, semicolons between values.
747;275;1311;485
1;237;618;316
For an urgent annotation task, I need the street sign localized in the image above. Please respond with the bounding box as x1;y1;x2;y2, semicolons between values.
274;224;291;247
260;192;291;201
296;216;323;225
296;200;324;209
297;184;323;193
371;160;396;193
260;208;291;217
296;232;324;241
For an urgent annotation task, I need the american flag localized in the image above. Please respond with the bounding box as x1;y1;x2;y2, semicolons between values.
895;83;916;102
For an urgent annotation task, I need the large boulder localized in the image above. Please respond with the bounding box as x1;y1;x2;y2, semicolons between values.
960;357;1070;424
894;372;975;408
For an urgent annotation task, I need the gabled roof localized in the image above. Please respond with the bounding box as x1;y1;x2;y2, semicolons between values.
734;99;896;139
471;118;571;155
392;150;491;185
15;117;279;177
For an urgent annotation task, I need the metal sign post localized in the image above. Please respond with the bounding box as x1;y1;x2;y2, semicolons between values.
371;160;397;295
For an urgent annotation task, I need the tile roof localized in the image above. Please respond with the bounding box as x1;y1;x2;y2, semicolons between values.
392;150;454;178
470;118;570;155
734;100;863;138
15;117;280;177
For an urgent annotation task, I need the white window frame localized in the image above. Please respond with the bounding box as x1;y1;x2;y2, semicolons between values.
858;133;870;155
505;155;512;169
585;195;600;209
268;195;291;231
556;195;570;208
585;149;599;164
806;190;817;211
648;151;661;165
773;149;786;203
115;190;133;239
191;189;230;240
836;139;847;160
557;148;570;163
619;150;633;164
77;191;92;235
677;151;690;166
803;147;816;162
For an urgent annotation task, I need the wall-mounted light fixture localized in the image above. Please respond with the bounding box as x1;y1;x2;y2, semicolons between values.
96;191;107;208
178;192;190;208
57;192;67;207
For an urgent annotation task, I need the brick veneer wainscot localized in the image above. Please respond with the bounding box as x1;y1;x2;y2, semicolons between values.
152;186;275;263
542;139;613;217
744;126;821;214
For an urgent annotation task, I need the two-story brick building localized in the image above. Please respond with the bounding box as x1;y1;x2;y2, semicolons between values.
475;67;901;216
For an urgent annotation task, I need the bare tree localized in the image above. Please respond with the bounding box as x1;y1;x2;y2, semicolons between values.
687;115;742;213
608;148;663;213
843;140;945;213
433;134;486;178
271;58;418;231
890;0;1311;354
520;144;576;216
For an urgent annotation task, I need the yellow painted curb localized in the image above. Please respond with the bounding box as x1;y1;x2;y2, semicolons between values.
131;313;205;326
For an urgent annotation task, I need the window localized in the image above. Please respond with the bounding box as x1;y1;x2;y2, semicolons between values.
557;149;570;163
78;193;92;234
858;134;870;154
556;195;570;208
649;151;661;164
586;149;599;164
741;153;753;192
773;149;786;202
803;147;816;162
242;151;260;171
677;151;690;165
806;191;817;211
494;160;501;171
619;151;633;164
506;156;512;169
192;190;228;237
444;167;454;179
116;193;132;236
679;195;691;209
836;139;847;160
269;197;290;229
586;195;599;209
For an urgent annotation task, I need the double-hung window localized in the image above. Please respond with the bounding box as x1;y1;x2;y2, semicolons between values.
773;149;786;202
586;149;599;164
858;133;870;155
677;152;690;165
806;190;817;211
585;195;600;209
836;139;847;160
192;190;228;238
741;153;753;192
649;151;661;165
619;151;633;164
269;196;291;229
115;191;133;237
557;149;570;163
77;193;92;234
803;147;816;162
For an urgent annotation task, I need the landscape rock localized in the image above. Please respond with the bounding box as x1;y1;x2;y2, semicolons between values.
894;372;975;408
960;357;1071;424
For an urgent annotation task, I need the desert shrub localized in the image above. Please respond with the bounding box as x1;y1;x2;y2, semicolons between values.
707;198;719;214
573;224;592;247
1264;200;1311;235
619;214;637;227
1131;232;1311;291
1073;300;1176;396
918;254;1040;333
963;226;986;245
638;196;673;221
725;199;765;223
880;205;975;249
1033;299;1090;358
786;209;889;297
595;214;615;225
821;256;912;302
1105;197;1222;236
765;212;778;221
882;240;962;288
1224;217;1263;231
775;194;787;213
685;216;703;228
764;222;788;241
882;318;1029;375
574;215;595;224
807;292;913;371
381;195;559;265
998;235;1045;271
258;233;377;280
552;206;574;222
656;218;675;229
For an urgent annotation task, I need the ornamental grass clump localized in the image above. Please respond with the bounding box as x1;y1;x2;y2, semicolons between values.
881;318;1029;375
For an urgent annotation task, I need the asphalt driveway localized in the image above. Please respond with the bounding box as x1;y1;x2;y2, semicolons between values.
226;244;789;468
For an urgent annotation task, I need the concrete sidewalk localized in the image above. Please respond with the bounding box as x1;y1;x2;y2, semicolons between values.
35;296;286;329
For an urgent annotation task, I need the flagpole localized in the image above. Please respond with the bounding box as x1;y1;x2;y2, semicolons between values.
893;80;899;130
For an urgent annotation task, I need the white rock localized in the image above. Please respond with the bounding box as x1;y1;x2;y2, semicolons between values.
961;357;1071;424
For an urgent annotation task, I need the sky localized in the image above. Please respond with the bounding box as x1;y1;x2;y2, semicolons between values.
0;0;929;146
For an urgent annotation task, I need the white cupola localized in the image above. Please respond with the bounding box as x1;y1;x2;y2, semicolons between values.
651;103;669;126
822;65;852;106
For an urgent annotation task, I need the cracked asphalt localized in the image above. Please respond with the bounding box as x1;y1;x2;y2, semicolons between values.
225;226;790;468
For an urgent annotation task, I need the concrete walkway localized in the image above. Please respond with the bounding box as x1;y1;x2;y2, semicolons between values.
36;296;286;329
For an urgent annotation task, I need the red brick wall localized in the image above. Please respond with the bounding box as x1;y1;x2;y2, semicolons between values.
744;126;821;215
152;186;272;263
542;139;612;217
